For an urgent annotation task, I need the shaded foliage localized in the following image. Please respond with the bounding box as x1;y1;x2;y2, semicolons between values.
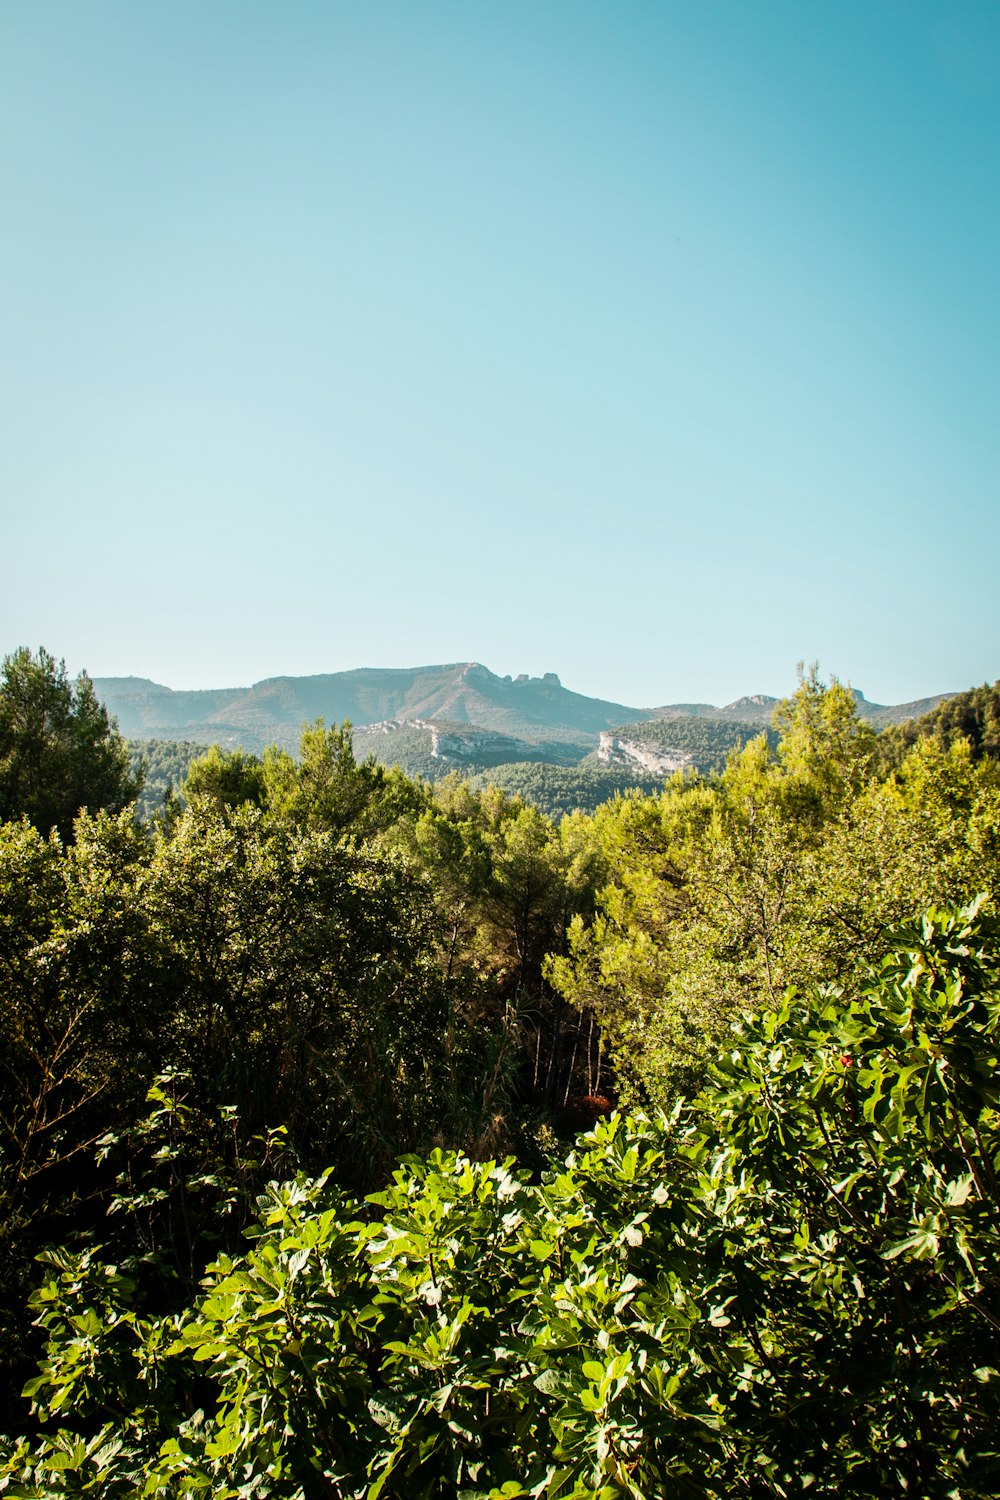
469;762;660;819
3;905;998;1496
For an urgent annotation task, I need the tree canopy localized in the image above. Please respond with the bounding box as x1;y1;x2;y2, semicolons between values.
0;648;140;841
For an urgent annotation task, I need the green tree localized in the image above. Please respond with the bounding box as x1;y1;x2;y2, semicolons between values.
0;648;140;841
264;719;421;840
126;739;202;822
181;744;266;811
772;662;876;822
549;673;1000;1106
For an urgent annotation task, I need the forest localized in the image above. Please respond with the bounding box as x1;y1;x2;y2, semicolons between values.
0;646;998;1497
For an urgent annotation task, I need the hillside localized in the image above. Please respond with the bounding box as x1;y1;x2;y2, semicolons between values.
583;716;779;778
127;680;985;823
352;718;587;781
128;738;203;820
468;762;660;817
98;664;963;819
648;694;780;725
878;680;1000;763
851;690;957;730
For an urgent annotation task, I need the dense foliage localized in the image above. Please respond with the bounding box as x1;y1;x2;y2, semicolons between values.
0;714;608;1425
549;670;1000;1102
1;651;999;1494
127;742;203;822
469;763;660;819
2;904;998;1497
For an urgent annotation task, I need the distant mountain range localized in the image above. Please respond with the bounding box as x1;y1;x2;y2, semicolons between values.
97;663;956;797
95;662;643;754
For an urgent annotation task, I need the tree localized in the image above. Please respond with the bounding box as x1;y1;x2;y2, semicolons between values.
772;662;876;822
181;744;266;811
264;719;420;840
0;807;157;1423
0;648;140;841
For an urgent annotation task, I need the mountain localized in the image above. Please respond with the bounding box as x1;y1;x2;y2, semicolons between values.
648;695;779;725
95;663;647;753
98;662;960;782
646;689;955;730
854;692;958;730
103;663;968;820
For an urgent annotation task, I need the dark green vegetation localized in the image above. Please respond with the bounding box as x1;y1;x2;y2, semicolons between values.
879;679;1000;766
468;763;662;819
128;740;203;821
5;907;1000;1498
1;648;998;1497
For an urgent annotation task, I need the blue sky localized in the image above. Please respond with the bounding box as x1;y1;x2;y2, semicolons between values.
2;1;998;708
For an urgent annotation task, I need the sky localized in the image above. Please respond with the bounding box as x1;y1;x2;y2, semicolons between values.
2;1;998;709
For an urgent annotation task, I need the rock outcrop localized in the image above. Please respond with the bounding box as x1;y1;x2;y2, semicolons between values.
596;732;693;776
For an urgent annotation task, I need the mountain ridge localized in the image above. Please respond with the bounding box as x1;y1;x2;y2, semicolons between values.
94;661;957;755
94;662;647;750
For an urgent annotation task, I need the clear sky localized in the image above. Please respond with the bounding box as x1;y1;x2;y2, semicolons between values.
2;1;998;708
